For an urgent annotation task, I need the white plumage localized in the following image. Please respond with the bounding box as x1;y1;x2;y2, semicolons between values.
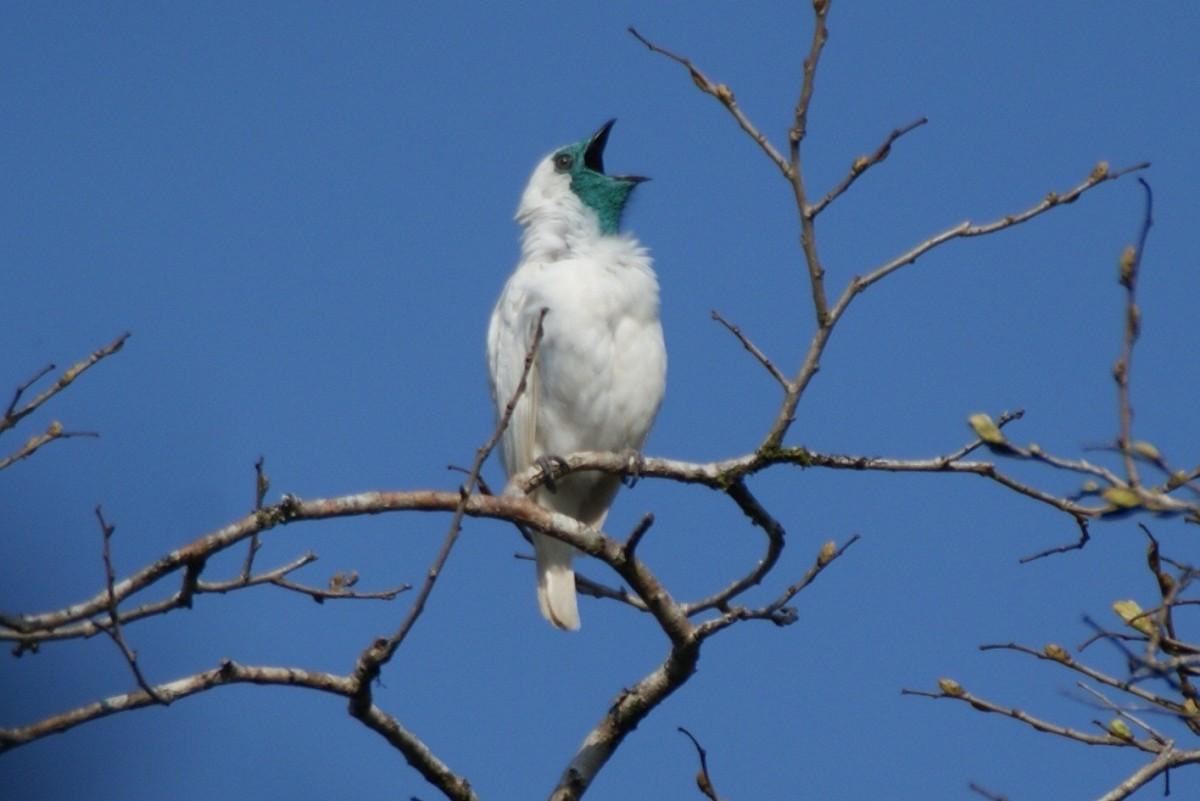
487;121;666;630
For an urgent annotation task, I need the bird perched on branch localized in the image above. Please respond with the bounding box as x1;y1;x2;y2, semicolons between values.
487;120;667;630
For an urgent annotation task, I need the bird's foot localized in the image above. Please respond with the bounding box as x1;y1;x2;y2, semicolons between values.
534;454;569;493
620;449;646;489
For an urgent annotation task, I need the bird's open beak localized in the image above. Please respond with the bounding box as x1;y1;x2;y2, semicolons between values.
585;119;649;183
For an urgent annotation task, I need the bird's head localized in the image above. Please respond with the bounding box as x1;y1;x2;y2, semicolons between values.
517;119;647;237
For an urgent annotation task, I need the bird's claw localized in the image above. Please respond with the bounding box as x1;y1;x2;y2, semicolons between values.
534;454;569;493
621;449;646;489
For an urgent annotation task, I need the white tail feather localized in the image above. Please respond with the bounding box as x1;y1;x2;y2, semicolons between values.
534;532;579;631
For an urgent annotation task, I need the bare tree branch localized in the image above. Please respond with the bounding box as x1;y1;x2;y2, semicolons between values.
0;491;556;644
0;659;352;753
0;332;129;438
902;680;1139;749
808;117;929;218
0;423;99;472
787;0;832;326
551;638;700;801
241;455;270;580
759;160;1148;453
710;310;789;390
573;572;649;612
627;27;790;179
1016;517;1091;564
695;535;860;637
351;308;548;681
1096;747;1200;801
4;363;55;419
678;726;723;801
548;485;854;798
976;642;1187;715
93;506;166;704
968;783;1011;801
341;308;550;801
1113;178;1154;488
4;548;404;654
355;703;481;801
1076;681;1168;746
844;161;1150;304
790;0;830;155
11;424;1172;652
938;517;1200;801
269;574;410;603
623;512;656;556
683;480;786;616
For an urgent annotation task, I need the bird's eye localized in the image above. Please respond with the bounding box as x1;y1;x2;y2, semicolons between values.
553;152;574;172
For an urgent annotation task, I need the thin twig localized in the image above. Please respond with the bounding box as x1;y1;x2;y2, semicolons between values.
790;0;830;153
711;310;790;389
1018;517;1091;564
345;312;553;801
1076;615;1150;659
349;308;549;713
94;506;167;704
695;535;860;637
0;425;99;471
269;575;410;603
684;480;787;616
843;162;1150;302
5;552;405;654
936;408;1025;466
902;681;1141;749
453;465;534;545
573;573;649;612
788;0;833;325
241;456;269;580
624;513;656;557
5;363;55;418
627;26;790;179
0;332;130;437
678;726;722;801
1113;178;1154;488
979;641;1187;717
1026;447;1125;486
749;534;859;622
1076;681;1167;745
967;783;1011;801
809;116;928;218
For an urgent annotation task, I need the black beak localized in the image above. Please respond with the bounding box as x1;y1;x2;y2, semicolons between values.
584;119;649;183
584;119;615;173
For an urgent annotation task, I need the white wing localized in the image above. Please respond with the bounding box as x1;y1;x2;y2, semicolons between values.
487;263;581;630
487;270;539;481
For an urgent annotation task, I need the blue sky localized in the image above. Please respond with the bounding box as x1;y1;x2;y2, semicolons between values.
2;2;1198;799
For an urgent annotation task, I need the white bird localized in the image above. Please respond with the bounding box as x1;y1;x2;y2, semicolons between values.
487;119;667;630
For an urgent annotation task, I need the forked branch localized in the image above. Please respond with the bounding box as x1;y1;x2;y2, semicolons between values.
0;332;129;437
